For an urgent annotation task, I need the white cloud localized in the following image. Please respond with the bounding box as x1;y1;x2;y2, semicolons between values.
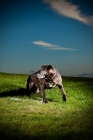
33;40;53;47
43;0;93;26
32;40;75;50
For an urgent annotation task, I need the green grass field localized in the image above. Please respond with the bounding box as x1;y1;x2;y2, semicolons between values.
0;72;93;140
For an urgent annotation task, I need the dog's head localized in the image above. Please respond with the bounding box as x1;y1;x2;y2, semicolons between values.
39;64;55;79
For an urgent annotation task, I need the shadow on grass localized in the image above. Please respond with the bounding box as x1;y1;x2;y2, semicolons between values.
0;88;28;97
0;88;57;102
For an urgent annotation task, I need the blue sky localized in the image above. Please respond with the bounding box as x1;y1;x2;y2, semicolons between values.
0;0;93;77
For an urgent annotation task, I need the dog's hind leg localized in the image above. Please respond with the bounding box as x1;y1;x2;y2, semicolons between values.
26;76;34;95
35;88;40;93
58;84;67;101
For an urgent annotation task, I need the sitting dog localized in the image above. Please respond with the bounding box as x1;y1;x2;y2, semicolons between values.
26;65;67;103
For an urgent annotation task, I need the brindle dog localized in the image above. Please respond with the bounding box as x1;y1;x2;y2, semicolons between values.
26;65;67;103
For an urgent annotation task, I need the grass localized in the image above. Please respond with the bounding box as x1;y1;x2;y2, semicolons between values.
0;72;93;140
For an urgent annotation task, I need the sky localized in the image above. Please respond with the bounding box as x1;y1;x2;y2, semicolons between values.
0;0;93;77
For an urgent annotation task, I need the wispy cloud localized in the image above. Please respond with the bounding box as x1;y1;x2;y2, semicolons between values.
43;0;93;26
32;40;75;50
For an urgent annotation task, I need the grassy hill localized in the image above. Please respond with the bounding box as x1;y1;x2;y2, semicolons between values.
0;72;93;140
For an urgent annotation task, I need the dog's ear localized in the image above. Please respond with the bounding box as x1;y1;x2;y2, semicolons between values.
47;65;53;71
47;65;54;79
48;72;54;79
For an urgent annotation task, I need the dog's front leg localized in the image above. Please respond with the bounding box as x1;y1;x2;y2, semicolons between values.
39;79;48;103
41;88;48;103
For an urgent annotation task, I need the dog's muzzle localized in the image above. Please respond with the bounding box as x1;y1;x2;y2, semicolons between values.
45;78;56;88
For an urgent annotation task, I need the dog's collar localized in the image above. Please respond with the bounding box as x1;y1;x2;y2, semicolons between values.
52;69;58;80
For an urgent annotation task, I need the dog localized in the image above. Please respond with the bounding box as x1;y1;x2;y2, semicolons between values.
26;65;67;103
